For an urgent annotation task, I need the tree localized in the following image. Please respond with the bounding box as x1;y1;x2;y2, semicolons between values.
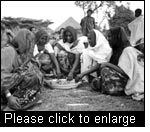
109;5;135;36
74;1;120;16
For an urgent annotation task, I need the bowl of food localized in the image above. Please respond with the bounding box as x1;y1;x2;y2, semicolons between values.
45;79;81;89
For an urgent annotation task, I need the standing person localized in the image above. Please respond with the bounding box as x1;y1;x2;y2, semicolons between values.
1;29;43;111
33;29;61;78
80;9;96;36
128;8;144;46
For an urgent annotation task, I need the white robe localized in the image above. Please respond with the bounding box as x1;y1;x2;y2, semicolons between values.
54;36;88;56
33;42;54;56
118;47;144;100
81;29;112;79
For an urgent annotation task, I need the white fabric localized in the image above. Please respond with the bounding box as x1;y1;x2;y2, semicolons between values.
33;42;54;56
71;36;88;54
128;16;144;46
54;39;72;56
118;47;144;100
81;49;98;78
87;29;112;63
80;29;112;77
54;36;87;56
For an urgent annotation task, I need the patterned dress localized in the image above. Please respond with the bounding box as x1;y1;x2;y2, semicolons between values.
91;66;128;95
1;45;43;110
1;29;43;110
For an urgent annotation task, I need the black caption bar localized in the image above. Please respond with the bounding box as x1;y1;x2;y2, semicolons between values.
0;111;145;127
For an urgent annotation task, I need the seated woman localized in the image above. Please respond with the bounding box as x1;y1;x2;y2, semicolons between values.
1;29;43;111
54;26;86;80
76;27;144;101
78;29;112;82
33;29;61;78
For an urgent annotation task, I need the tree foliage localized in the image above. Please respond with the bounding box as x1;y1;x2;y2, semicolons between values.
109;5;135;35
74;1;120;16
75;1;135;36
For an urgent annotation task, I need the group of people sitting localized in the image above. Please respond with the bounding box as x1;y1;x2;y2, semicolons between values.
1;13;144;111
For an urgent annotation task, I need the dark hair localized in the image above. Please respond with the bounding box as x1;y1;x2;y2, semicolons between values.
109;27;131;65
59;28;65;34
63;26;77;43
87;9;93;14
135;8;142;17
35;29;49;45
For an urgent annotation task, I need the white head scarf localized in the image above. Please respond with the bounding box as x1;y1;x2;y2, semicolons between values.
128;16;144;46
87;29;112;63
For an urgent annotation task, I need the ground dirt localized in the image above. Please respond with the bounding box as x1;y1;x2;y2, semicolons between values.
3;83;144;111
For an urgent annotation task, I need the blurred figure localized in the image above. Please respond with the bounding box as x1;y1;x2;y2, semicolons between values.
80;9;96;36
1;23;14;48
59;28;65;39
128;8;144;46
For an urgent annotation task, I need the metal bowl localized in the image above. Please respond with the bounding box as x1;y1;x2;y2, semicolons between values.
45;79;81;89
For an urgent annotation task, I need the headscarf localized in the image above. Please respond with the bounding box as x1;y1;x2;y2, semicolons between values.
63;26;77;43
1;24;14;48
109;27;131;65
87;29;112;63
35;29;49;45
11;29;35;64
11;29;34;55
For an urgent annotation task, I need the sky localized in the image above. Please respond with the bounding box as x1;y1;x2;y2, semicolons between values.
1;1;144;30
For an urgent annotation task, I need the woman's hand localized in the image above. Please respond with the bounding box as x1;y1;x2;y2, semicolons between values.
75;74;83;82
57;71;62;79
67;72;74;81
7;95;21;110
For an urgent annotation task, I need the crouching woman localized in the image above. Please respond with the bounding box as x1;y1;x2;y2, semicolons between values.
1;29;43;111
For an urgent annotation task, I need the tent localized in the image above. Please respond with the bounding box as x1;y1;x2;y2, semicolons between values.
55;17;81;32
